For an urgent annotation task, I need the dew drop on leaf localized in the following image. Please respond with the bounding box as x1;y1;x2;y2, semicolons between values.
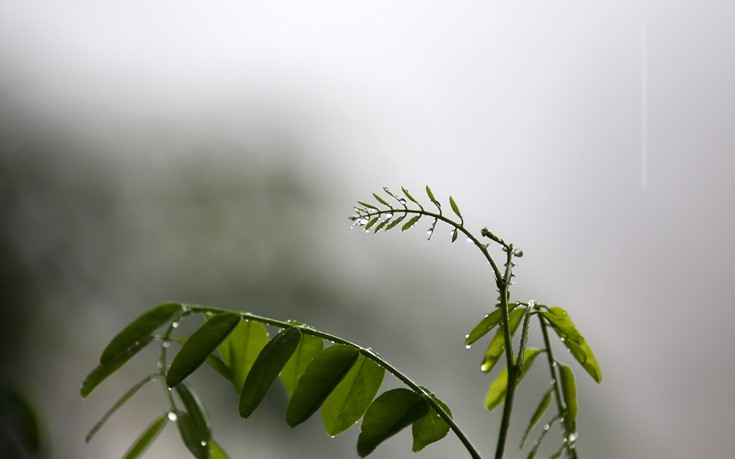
465;344;472;350
200;441;207;447
171;322;179;329
399;198;407;205
168;411;178;421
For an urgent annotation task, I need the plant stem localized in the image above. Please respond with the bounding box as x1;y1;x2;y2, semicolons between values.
539;315;578;459
494;248;517;459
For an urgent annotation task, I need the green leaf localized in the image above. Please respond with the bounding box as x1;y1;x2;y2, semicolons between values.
121;413;168;459
401;215;421;232
451;228;458;243
465;306;508;346
558;362;577;428
412;395;451;452
239;327;302;418
385;215;405;230
175;382;211;443
81;335;154;398
480;306;525;373
356;389;430;457
286;345;360;427
208;440;231;459
541;307;602;383
364;217;380;231
401;187;421;207
322;354;385;436
86;374;157;442
425;185;440;208
485;348;542;411
373;218;389;233
0;383;43;453
520;388;552;448
166;313;241;388
176;411;209;459
101;302;183;365
280;333;325;397
449;196;462;219
218;319;269;392
357;201;379;210
373;193;390;207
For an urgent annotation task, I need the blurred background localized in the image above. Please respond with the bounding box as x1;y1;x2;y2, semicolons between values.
1;1;734;458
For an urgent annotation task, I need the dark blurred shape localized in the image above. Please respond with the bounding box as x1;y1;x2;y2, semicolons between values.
0;380;45;458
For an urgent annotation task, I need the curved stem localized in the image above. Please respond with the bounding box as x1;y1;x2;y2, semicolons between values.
187;304;483;459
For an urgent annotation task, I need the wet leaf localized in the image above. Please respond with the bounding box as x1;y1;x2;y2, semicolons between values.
449;196;462;219
412;395;451;452
175;382;211;443
520;388;552;448
401;215;421;232
239;327;302;418
373;193;390;207
86;374;157;442
208;440;231;459
322;354;385;436
365;217;380;231
541;307;602;383
357;388;430;457
558;362;577;428
385;215;405;230
166;313;241;388
280;333;325;397
451;228;458;243
480;306;525;373
81;335;153;398
286;345;359;427
425;185;440;208
176;411;209;459
401;187;421;207
357;201;379;210
101;302;183;364
218;320;269;392
485;348;541;411
121;413;168;459
465;306;507;346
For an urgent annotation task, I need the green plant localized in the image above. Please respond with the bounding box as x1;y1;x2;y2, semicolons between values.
81;186;601;459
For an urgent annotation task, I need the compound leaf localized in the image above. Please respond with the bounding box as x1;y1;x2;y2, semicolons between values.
357;388;430;457
280;333;325;397
239;327;302;418
485;348;542;411
81;335;154;398
101;302;183;364
167;313;241;388
322;354;385;436
541;307;602;383
286;345;360;427
121;413;168;459
412;395;451;452
480;306;525;373
218;319;269;392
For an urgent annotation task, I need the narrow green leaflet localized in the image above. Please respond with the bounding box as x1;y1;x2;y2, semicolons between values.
485;348;542;411
401;215;421;232
321;354;385;436
356;388;430;457
541;307;602;383
175;382;211;443
480;306;525;373
286;345;360;428
176;411;209;459
425;185;440;209
208;440;231;459
373;218;389;233
101;302;183;364
365;217;380;231
373;193;390;207
558;363;578;430
121;413;168;459
385;215;405;230
357;201;378;210
239;327;302;418
520;388;552;448
449;196;462;219
280;333;325;397
218;319;269;392
81;335;154;398
412;395;451;452
401;187;422;208
166;313;241;387
86;374;157;442
465;304;519;346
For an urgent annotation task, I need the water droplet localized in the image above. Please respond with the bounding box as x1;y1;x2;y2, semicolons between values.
398;198;407;205
481;363;490;372
550;378;556;385
465;344;472;350
426;227;434;236
200;440;207;447
513;249;524;257
171;321;179;329
330;435;336;439
162;341;170;348
384;213;393;220
568;432;578;443
167;411;178;421
543;423;550;431
157;361;164;369
466;237;472;244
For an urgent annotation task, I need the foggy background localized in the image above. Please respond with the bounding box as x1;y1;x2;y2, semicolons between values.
1;1;734;458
